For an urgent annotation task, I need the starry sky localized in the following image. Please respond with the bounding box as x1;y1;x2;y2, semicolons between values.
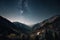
0;0;60;25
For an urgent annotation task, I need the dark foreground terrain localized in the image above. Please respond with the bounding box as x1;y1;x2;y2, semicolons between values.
0;15;60;40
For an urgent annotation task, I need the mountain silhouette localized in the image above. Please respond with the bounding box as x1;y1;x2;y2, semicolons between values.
33;15;60;31
0;16;21;35
0;16;32;35
31;15;60;40
13;22;32;34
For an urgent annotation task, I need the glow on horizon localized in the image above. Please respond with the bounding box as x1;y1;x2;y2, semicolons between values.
7;16;36;26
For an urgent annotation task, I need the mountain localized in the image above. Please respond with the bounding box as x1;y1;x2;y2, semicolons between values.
33;15;60;31
0;16;20;35
13;22;32;34
0;15;60;40
0;16;32;35
47;15;60;31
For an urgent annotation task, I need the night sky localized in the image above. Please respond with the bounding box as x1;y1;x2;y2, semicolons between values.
0;0;60;25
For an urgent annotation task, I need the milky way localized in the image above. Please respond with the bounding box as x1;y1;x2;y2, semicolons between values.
17;0;28;15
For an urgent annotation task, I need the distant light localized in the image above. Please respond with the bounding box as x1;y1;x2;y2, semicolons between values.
37;32;40;35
